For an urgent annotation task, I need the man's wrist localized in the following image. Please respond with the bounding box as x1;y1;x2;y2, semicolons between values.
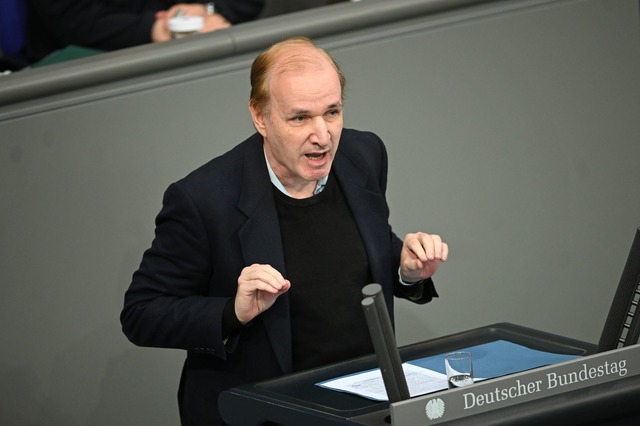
398;268;423;286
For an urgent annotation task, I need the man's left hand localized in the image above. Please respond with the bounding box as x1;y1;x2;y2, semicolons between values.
400;232;448;283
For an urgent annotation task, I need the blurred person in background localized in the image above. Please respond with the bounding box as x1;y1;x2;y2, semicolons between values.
24;0;264;63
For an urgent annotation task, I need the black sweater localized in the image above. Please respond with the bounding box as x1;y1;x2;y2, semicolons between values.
274;174;375;372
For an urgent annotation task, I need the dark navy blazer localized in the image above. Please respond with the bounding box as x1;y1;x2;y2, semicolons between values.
121;128;437;425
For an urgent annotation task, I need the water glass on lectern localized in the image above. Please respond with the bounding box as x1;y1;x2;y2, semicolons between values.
444;351;474;389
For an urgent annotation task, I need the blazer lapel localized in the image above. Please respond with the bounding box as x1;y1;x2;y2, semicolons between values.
237;135;293;374
333;153;392;287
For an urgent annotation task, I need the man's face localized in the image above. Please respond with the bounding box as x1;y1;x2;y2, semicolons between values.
250;59;343;197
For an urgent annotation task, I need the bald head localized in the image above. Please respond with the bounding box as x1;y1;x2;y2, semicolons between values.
249;37;346;117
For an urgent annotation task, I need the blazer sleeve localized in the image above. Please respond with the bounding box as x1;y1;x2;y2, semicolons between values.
339;129;439;305
120;182;232;359
370;132;439;304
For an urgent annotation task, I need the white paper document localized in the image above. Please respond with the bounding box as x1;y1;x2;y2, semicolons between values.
317;363;449;401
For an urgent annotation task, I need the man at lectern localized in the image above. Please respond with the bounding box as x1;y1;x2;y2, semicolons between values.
121;36;448;425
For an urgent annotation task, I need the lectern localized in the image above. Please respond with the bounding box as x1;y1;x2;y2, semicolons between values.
219;323;603;425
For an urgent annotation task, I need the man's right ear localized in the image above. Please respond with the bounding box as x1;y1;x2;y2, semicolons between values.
249;102;267;137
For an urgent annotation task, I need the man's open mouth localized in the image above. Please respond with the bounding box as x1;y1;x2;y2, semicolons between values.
305;152;326;160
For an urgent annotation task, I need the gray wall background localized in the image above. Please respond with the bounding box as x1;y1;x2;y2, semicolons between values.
1;0;639;424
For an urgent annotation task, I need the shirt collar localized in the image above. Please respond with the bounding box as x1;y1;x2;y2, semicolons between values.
263;146;328;197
